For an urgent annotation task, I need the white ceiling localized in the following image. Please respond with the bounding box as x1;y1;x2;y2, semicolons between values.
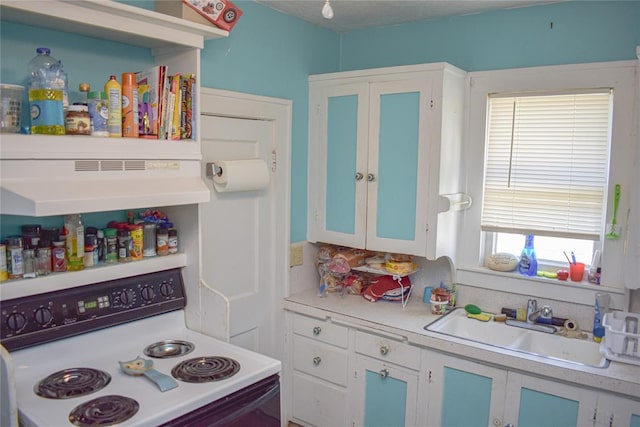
255;0;562;33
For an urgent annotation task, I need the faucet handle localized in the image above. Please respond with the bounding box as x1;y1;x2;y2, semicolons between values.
527;299;537;311
540;305;553;319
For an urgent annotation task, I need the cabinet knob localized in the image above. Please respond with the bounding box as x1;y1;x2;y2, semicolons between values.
493;419;502;426
355;172;364;181
380;345;390;355
313;356;322;366
504;424;512;427
379;368;389;378
367;173;376;182
312;326;321;335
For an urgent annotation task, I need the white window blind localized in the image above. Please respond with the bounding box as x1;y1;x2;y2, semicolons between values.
481;90;612;240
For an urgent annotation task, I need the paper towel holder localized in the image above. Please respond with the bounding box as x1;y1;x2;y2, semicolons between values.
206;162;223;179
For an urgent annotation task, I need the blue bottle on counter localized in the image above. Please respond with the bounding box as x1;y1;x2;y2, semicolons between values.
517;234;537;276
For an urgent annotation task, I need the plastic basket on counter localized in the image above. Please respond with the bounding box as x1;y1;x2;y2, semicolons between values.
600;311;640;366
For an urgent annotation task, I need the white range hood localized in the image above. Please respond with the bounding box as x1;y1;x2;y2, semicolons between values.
1;158;209;217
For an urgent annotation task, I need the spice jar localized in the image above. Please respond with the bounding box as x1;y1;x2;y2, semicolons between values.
143;223;157;257
168;228;178;254
84;234;97;268
117;229;131;263
104;228;118;263
65;104;90;135
37;242;52;276
156;226;169;256
22;248;37;279
52;240;67;272
6;236;24;279
21;224;41;249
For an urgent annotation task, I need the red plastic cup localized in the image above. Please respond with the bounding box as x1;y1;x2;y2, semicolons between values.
569;262;585;282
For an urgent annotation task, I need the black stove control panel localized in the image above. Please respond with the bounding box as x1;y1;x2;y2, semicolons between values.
1;268;186;352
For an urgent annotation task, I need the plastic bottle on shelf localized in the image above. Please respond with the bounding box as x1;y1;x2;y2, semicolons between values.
28;47;68;135
517;234;538;276
105;75;122;137
121;72;139;138
78;82;90;106
64;214;85;271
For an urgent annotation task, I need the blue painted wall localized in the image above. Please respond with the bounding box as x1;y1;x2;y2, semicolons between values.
340;1;640;72
1;1;639;243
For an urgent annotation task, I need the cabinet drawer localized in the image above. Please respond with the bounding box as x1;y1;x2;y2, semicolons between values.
292;314;348;348
293;335;349;387
354;330;421;370
292;373;348;427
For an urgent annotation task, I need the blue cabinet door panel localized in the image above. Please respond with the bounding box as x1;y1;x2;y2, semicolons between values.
632;414;640;427
376;92;420;240
364;369;407;427
326;95;359;234
442;366;493;427
518;388;579;427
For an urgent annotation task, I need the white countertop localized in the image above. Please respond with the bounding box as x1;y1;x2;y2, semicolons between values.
284;289;640;399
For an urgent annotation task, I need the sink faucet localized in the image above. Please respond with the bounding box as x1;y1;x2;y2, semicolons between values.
527;299;553;323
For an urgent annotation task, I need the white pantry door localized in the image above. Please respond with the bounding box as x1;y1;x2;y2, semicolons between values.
200;115;278;357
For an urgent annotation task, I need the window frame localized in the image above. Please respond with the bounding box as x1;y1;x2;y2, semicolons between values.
457;61;636;309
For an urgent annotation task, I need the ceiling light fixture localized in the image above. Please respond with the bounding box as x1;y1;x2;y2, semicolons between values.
321;0;334;20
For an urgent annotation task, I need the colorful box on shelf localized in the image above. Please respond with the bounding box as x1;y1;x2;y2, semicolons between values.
155;0;242;32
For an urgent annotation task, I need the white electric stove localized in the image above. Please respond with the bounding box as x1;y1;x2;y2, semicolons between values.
1;268;281;427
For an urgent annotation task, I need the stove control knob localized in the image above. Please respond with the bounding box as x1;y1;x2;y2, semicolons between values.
160;282;174;297
6;312;27;332
119;289;135;306
34;307;53;325
141;286;156;301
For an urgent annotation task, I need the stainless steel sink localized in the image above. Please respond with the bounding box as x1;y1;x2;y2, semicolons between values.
425;308;609;368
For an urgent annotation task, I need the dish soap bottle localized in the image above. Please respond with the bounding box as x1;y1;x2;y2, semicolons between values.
518;234;537;276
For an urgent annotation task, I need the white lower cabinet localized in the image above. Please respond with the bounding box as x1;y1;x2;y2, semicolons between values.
423;350;602;427
289;313;349;427
352;331;421;427
595;393;640;427
286;312;640;427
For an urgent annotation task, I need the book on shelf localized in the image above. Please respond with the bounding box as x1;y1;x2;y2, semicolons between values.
136;65;195;140
136;65;166;138
180;74;195;140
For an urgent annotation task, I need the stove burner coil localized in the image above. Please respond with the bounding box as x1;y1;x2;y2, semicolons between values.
69;395;139;426
143;340;195;358
35;368;111;399
171;356;240;383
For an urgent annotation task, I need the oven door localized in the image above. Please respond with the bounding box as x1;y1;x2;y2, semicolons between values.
160;374;280;427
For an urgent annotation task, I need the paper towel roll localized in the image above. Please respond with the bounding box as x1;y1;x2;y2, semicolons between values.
212;159;270;193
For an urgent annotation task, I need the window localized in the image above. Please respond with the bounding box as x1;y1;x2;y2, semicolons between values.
458;61;635;297
482;91;612;240
482;90;612;266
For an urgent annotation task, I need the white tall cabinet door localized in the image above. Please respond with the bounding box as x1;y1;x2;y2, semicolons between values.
308;82;370;249
366;78;432;255
199;115;278;358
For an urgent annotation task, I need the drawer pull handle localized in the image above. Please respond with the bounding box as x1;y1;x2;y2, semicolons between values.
313;356;322;366
379;368;389;378
380;345;390;355
312;326;321;335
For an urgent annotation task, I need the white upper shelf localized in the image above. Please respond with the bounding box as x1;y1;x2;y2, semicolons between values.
0;0;228;50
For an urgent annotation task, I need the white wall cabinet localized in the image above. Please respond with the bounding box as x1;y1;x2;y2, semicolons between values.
307;63;466;258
